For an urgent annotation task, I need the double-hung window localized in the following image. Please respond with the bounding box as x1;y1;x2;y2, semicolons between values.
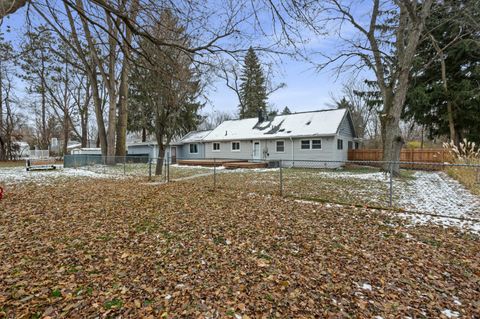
301;140;310;150
312;140;322;149
213;142;220;151
276;140;285;152
337;139;343;150
231;142;240;151
189;143;198;154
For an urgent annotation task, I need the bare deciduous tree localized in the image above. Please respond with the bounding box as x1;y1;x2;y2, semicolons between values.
268;0;434;174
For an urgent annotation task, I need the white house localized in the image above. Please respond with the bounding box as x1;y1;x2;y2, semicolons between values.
179;108;358;165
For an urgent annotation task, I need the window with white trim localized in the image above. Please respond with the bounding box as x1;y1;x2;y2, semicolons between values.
312;139;322;149
301;140;310;150
231;142;240;151
276;140;285;152
189;143;198;154
337;139;343;150
213;142;220;151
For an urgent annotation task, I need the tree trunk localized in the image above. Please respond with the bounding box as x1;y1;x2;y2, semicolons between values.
64;2;107;155
63;111;69;155
142;127;146;142
0;62;5;161
381;75;408;175
91;77;108;155
115;61;129;157
41;59;48;149
155;142;165;176
115;0;138;157
430;34;456;143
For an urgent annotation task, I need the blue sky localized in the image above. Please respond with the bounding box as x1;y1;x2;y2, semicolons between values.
206;58;345;116
2;2;363;117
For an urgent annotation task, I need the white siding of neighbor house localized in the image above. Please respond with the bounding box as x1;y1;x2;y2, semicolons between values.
175;143;205;160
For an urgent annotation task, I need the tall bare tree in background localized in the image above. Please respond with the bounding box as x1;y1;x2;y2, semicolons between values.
267;0;434;174
331;79;380;144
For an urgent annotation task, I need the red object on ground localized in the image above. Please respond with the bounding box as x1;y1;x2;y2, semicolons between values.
0;187;3;200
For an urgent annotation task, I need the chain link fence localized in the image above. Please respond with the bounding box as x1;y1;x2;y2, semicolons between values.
63;155;480;219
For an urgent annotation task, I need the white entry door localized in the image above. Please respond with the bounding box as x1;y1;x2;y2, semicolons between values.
252;141;261;161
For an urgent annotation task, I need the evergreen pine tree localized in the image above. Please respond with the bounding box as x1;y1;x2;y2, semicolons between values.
238;47;267;119
281;106;291;115
404;0;480;143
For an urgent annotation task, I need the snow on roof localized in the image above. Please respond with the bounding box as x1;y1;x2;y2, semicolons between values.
67;143;82;149
128;141;157;147
171;130;213;145
203;109;348;142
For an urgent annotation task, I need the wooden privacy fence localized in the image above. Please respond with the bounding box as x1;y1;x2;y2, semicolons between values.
348;148;451;166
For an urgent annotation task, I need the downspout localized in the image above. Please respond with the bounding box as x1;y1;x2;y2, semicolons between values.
289;137;294;167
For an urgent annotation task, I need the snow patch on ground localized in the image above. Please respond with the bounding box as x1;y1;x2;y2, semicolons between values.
397;212;480;234
396;171;480;219
316;171;389;182
0;166;117;185
441;309;460;318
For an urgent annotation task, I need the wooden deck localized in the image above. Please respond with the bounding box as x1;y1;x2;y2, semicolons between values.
176;159;268;169
223;161;268;169
177;159;246;167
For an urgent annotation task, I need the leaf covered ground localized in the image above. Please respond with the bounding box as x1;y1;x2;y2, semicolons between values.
0;178;479;318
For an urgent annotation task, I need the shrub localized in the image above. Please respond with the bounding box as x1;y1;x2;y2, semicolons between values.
443;139;480;195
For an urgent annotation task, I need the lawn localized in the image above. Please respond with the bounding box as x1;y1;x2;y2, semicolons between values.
0;178;479;317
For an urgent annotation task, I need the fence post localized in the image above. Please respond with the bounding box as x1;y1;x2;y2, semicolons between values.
213;157;216;190
123;156;126;175
279;160;283;197
103;156;106;174
389;162;393;207
167;152;170;183
148;159;152;181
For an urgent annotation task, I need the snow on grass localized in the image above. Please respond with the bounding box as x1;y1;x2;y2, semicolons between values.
0;166;117;185
315;170;389;182
397;212;480;234
441;309;460;318
396;171;480;219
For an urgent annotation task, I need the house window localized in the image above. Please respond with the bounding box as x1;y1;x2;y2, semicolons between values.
312;139;322;149
337;139;343;150
348;141;353;150
231;142;240;151
189;143;198;154
276;140;285;152
355;142;359;149
213;142;220;151
301;140;310;150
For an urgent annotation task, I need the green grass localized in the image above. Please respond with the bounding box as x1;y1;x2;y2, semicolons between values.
104;298;123;309
51;289;62;298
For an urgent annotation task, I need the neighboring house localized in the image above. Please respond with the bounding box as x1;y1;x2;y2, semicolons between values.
71;148;102;155
127;142;159;159
195;108;358;164
170;130;212;161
